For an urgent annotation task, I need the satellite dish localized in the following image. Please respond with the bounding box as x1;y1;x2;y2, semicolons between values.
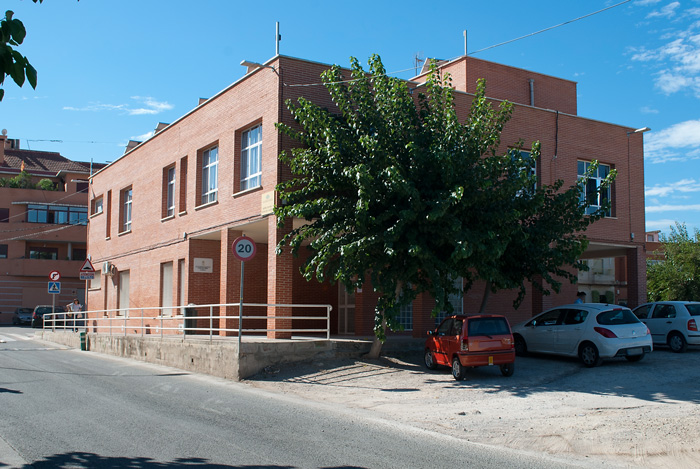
1;129;7;136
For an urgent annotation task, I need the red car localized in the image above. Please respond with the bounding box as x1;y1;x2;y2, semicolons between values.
424;314;516;380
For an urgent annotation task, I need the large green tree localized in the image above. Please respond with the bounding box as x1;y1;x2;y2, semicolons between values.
275;55;613;356
647;222;700;301
0;1;42;101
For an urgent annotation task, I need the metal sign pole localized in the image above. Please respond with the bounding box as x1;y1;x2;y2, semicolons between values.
238;260;244;358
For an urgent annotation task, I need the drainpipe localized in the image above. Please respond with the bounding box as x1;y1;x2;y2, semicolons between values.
529;79;535;106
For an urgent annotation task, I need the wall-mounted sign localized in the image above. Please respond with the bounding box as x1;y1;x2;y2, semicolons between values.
193;258;213;273
261;191;275;215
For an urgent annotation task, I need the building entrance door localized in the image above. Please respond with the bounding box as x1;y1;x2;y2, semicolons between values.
338;284;355;335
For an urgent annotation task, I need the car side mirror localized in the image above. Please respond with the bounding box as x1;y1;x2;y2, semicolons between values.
427;330;435;337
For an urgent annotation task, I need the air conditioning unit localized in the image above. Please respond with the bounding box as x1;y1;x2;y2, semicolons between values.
102;262;116;276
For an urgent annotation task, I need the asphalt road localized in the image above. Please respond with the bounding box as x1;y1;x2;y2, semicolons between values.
0;326;594;469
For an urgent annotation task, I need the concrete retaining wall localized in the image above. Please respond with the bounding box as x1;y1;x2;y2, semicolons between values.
38;331;373;380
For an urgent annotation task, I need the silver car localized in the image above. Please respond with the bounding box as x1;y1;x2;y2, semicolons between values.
632;301;700;353
512;303;653;367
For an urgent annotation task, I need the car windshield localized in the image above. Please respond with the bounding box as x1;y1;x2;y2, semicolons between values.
596;309;640;326
468;318;510;336
685;304;700;316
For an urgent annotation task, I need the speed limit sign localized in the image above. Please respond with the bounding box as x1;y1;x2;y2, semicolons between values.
232;235;257;262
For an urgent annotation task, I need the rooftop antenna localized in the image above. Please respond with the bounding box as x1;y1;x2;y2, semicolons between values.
414;51;424;75
463;30;468;56
276;22;281;55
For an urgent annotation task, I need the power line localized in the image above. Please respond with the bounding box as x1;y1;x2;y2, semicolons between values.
287;0;633;88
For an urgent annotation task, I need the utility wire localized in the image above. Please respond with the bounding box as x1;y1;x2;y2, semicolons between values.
287;0;632;88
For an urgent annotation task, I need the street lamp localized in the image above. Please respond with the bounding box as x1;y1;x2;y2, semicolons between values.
240;60;276;73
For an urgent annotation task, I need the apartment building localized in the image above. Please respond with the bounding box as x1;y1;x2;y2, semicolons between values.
0;131;99;316
86;54;648;338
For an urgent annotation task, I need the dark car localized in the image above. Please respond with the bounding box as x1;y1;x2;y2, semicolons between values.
12;307;34;325
31;305;66;328
424;314;516;380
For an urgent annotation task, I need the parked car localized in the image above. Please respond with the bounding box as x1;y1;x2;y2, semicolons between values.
424;314;516;380
12;307;34;325
632;301;700;353
512;303;653;367
31;305;66;328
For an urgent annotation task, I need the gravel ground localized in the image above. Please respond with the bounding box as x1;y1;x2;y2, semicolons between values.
246;344;700;468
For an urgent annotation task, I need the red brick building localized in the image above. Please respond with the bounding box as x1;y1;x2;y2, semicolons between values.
86;54;648;338
0;131;99;318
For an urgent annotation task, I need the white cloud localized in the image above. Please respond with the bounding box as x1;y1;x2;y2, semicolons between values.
635;0;662;5
133;131;155;141
646;1;681;19
64;96;173;115
645;218;683;231
646;203;700;212
645;119;700;163
632;8;700;97
640;105;659;113
645;178;700;197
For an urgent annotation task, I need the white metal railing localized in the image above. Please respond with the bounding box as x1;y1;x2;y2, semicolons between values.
41;302;333;341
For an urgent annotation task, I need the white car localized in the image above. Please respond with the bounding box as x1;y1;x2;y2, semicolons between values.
632;301;700;353
512;303;653;367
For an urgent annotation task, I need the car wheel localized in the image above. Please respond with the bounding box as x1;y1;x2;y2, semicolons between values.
579;342;602;367
668;332;687;353
625;353;645;362
500;363;515;377
514;335;527;356
424;349;437;370
452;357;466;381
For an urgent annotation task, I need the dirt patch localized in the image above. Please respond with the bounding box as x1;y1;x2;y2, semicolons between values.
246;347;700;468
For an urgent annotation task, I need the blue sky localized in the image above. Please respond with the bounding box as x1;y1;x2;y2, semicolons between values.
2;0;699;235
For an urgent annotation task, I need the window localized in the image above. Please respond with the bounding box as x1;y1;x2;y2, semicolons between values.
179;156;187;213
163;166;176;218
0;208;8;222
201;146;218;204
72;248;87;261
89;273;101;290
29;247;58;260
106;190;112;238
0;244;7;258
27;204;87;225
92;196;103;215
161;262;174;316
76;182;89;193
578;161;612;216
120;187;132;233
397;288;413;331
118;270;130;314
516;150;537;195
241;125;262;191
435;277;463;325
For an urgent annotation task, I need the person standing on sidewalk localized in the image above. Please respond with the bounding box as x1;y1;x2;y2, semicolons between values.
66;299;83;331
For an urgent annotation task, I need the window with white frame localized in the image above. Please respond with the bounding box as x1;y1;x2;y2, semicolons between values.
578;161;612;216
121;187;132;233
519;150;537;195
397;284;414;331
201;146;218;204
165;166;176;217
241;125;262;191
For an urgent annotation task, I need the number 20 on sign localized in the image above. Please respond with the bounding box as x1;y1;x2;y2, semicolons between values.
232;236;256;262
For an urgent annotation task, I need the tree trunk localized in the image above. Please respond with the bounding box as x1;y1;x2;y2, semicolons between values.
364;312;386;359
478;281;492;315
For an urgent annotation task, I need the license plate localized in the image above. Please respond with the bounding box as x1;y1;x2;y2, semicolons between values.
488;356;493;365
627;347;643;356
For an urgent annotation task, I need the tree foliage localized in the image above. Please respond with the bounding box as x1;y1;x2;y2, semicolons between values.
0;0;42;101
647;222;700;301
274;55;614;343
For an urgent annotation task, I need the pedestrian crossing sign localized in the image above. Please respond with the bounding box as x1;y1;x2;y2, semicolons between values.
48;281;61;294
